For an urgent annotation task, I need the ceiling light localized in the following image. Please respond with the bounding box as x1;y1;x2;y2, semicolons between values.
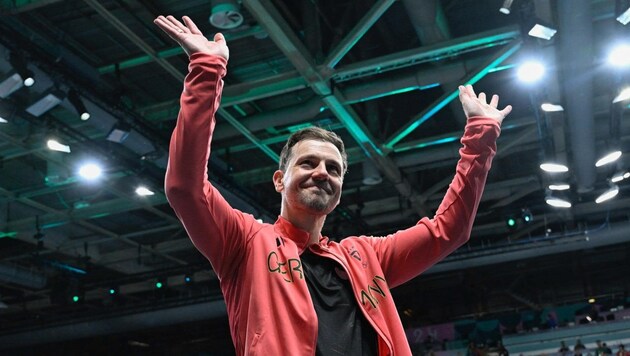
595;184;619;204
617;6;630;25
517;60;545;83
499;0;513;14
106;121;132;143
541;103;564;112
9;52;35;87
68;90;90;121
47;139;71;153
362;160;382;186
540;162;569;173
0;117;7;124
545;196;572;208
595;151;622;167
611;172;626;183
608;44;630;67
528;23;557;40
548;183;570;191
613;87;630;103
78;162;102;180
0;73;24;98
135;186;155;196
26;89;65;117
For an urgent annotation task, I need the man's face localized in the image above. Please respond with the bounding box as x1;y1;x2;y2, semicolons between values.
274;139;343;216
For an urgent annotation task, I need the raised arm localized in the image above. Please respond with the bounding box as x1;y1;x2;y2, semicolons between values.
158;16;250;279
365;85;511;287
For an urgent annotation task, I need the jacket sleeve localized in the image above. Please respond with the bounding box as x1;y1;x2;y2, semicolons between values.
363;117;500;288
164;53;253;280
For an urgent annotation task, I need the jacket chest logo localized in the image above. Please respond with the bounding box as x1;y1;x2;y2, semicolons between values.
267;250;303;283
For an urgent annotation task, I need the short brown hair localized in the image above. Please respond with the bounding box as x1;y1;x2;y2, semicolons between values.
279;126;348;174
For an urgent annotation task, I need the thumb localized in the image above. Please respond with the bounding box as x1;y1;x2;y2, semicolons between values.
214;32;226;44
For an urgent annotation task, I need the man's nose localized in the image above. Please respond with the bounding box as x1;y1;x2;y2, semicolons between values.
312;162;329;179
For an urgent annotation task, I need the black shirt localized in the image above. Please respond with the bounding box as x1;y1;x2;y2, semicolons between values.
301;249;378;356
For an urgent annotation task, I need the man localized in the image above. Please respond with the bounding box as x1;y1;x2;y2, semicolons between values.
156;14;511;356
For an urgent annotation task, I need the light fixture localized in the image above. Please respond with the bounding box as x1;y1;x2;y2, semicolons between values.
499;0;514;14
106;121;132;143
0;72;25;98
78;162;102;180
613;87;630;103
595;151;622;167
541;103;564;112
506;216;517;229
0;117;7;124
546;196;572;208
521;208;533;223
540;162;569;173
611;172;626;183
617;6;630;25
47;139;71;153
608;44;630;67
67;89;90;121
135;186;155;196
517;60;545;83
209;0;244;29
527;22;557;40
595;184;619;204
26;89;65;117
362;160;382;186
9;52;35;87
548;183;570;191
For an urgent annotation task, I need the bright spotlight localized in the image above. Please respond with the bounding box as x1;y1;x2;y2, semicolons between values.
595;185;619;204
79;163;102;180
517;61;545;83
548;183;570;191
541;103;564;112
617;6;630;25
613;87;630;103
595;151;622;167
528;24;557;40
608;44;630;67
540;162;569;173
47;139;71;153
546;197;572;208
135;186;155;196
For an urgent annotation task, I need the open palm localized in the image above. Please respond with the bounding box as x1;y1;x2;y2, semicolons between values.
154;15;229;60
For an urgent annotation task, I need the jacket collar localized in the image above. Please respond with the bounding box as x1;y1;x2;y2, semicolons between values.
274;216;324;253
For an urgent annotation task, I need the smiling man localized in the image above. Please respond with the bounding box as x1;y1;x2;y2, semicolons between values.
157;14;511;356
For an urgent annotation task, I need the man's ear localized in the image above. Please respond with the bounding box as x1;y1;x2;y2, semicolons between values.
272;170;284;192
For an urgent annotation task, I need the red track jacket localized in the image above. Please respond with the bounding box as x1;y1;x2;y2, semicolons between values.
165;53;501;355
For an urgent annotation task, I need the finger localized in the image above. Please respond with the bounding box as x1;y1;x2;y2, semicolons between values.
154;16;183;38
458;85;468;101
490;94;499;108
478;92;487;104
214;32;226;44
500;105;513;117
166;15;189;34
466;84;476;97
182;16;202;35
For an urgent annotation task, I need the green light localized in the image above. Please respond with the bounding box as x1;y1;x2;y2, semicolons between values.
507;218;516;227
156;282;163;289
109;288;116;295
72;295;80;302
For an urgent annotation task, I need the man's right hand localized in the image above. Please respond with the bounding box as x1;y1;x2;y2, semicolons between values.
154;15;229;60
